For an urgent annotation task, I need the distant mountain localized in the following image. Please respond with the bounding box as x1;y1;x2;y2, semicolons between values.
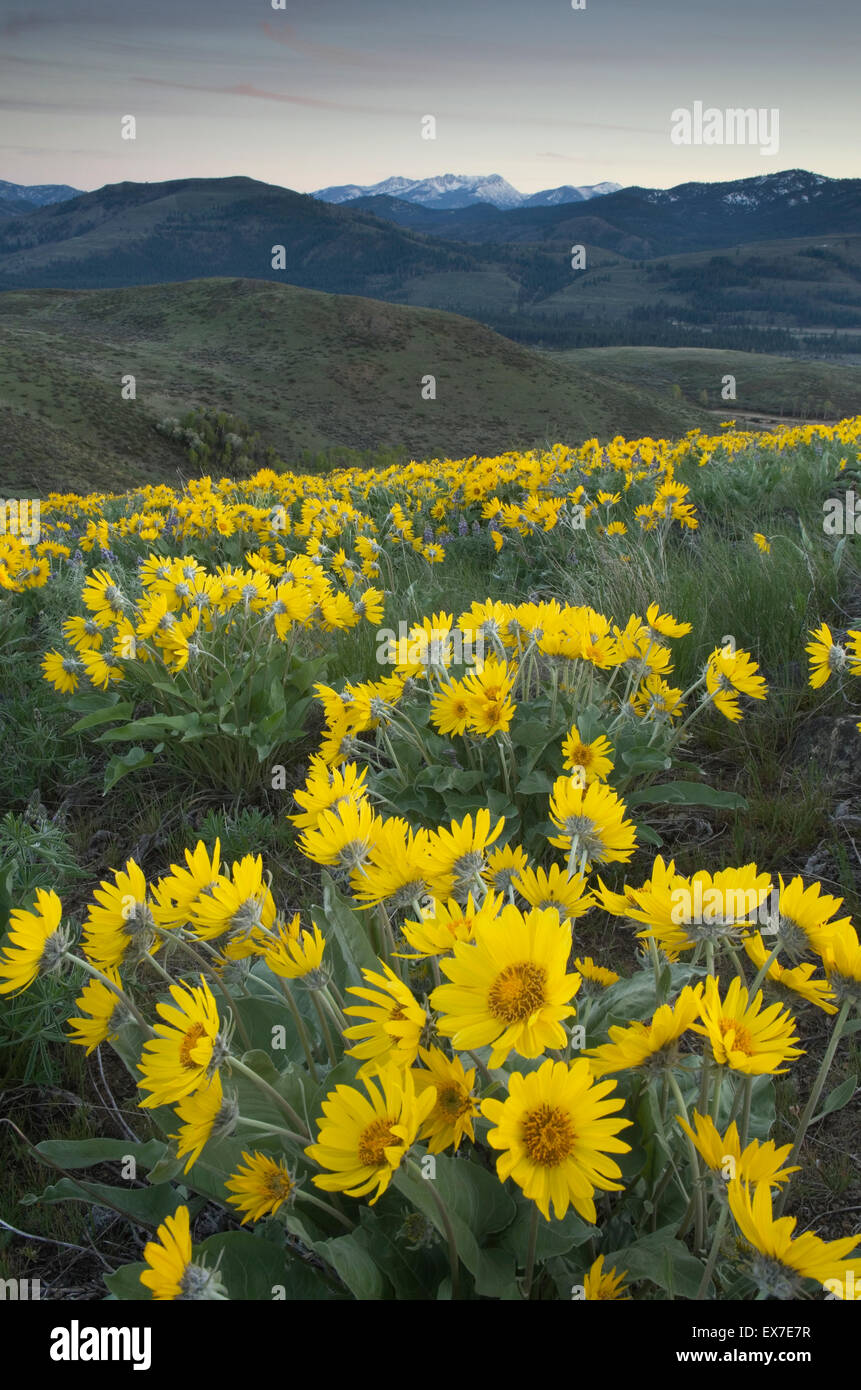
0;180;82;208
343;170;861;253
0;170;858;355
312;173;620;210
521;183;622;206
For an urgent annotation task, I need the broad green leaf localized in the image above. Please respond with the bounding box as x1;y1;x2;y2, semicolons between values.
104;1262;151;1300
103;745;157;793
23;1178;181;1228
813;1072;857;1122
68;700;135;733
34;1138;167;1171
603;1225;705;1298
320;871;378;977
624;781;748;810
198;1230;345;1301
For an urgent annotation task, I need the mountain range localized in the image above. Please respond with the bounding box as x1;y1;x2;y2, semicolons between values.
311;173;620;209
0;169;857;354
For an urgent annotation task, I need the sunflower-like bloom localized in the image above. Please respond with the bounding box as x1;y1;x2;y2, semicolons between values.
820;921;861;1009
483;843;530;894
705;646;768;722
753;533;771;554
79;647;124;690
306;1063;437;1204
288;757;369;831
430;679;473;737
771;874;855;962
343;961;427;1078
573;956;620;990
137;977;223;1109
81;568;126;625
172;1072;236;1173
728;1181;860;1297
189;853;276;943
645;602;692;641
152;839;222;929
298;798;382;873
66;966;127;1052
676;1111;799;1188
461;656;516;736
82;859;156;969
349;816;433;911
431;904;581;1067
140;1206;227;1301
692;976;803;1075
582;1254;630;1300
805;622;847;689
585;984;704;1077
630;673;686;721
513;864;595;922
226;1150;296;1224
264;916;327;981
62;615;105;653
41;649;82;694
743;931;837;1014
481;1058;631;1222
0;889;69;996
547;778;638;870
634;863;773;955
560;724;614;784
398;890;503;959
424;809;505;900
412;1047;480;1154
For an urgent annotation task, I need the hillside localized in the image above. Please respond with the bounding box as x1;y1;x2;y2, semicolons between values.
550;347;861;420
0;278;711;496
0;173;858;355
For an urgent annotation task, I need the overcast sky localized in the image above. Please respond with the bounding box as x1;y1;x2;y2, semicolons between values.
1;0;859;194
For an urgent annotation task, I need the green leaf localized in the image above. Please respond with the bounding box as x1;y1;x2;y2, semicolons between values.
603;1225;705;1298
23;1178;181;1228
394;1154;516;1296
68;700;135;733
103;745;157;793
498;1198;594;1262
624;781;748;810
515;769;555;795
34;1138;167;1170
813;1072;857;1122
198;1230;345;1301
104;1263;151;1301
320;871;378;977
313;1232;392;1299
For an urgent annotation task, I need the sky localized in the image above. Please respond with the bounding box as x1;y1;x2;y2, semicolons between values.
1;0;859;195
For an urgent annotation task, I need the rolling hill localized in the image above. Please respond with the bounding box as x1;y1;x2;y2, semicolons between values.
0;277;713;496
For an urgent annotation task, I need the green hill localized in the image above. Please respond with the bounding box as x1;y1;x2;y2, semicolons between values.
550;347;861;421
0;278;711;495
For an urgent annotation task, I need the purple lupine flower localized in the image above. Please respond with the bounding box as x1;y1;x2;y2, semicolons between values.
458;518;469;537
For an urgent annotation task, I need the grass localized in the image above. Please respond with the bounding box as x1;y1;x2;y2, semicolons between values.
0;278;712;496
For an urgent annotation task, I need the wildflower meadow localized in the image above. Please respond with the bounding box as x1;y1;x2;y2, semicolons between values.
2;417;860;1305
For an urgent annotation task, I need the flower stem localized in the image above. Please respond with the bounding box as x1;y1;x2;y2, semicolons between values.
776;999;851;1216
696;1199;730;1300
227;1055;310;1138
406;1158;460;1299
522;1204;540;1300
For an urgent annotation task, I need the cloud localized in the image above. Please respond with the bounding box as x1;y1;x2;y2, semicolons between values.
134;77;404;116
261;21;393;69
